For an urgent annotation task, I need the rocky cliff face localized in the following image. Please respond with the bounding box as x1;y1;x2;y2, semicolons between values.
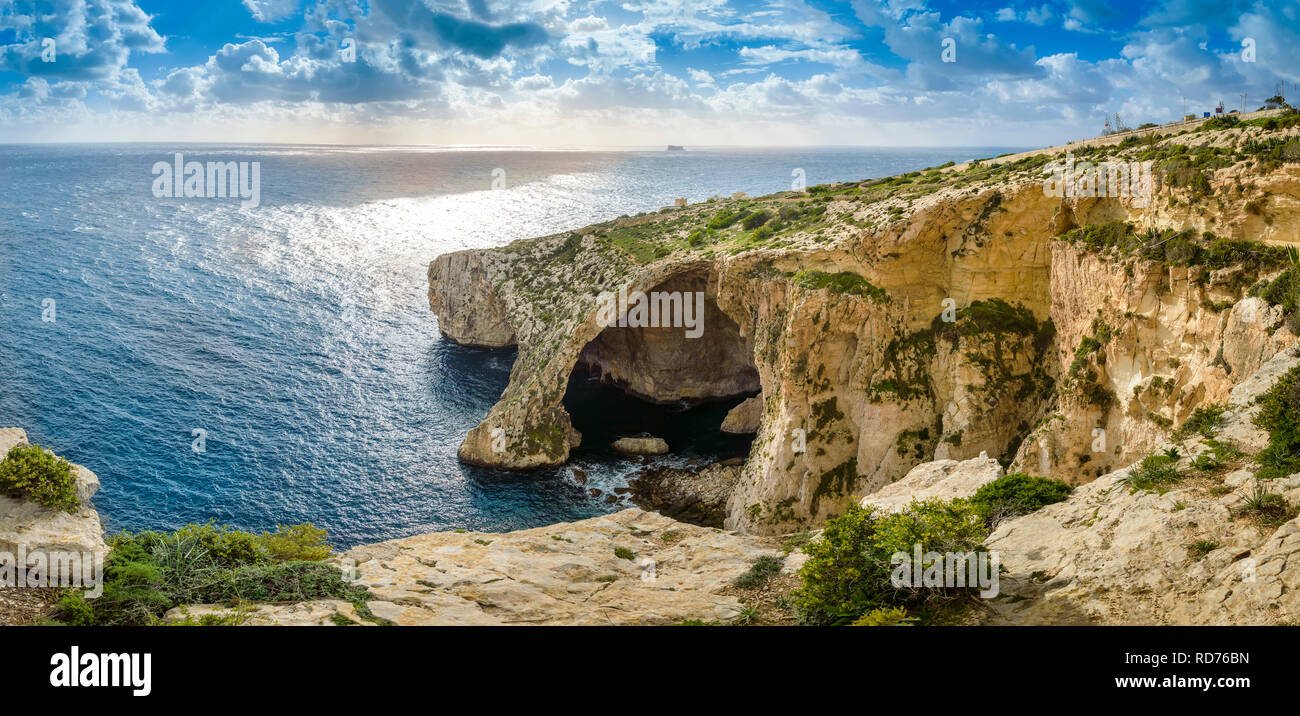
984;346;1300;625
429;118;1300;536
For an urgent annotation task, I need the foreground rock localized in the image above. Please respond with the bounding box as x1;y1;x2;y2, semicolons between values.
629;462;741;527
720;396;762;434
859;453;1003;513
0;428;107;562
612;436;669;455
172;509;780;626
984;347;1300;625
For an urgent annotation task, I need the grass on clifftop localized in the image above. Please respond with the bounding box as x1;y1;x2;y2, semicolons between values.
790;269;888;303
0;444;79;512
1058;221;1289;277
51;522;375;626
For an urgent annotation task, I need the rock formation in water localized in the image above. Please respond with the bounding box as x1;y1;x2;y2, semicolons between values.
429;113;1300;538
628;461;740;527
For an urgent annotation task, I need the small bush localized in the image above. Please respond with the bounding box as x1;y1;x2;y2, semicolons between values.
741;210;772;230
733;555;782;588
790;270;888;303
1117;453;1181;492
187;561;368;604
1175;403;1226;439
706;208;748;230
51;523;358;626
614;546;634;560
1235;480;1299;529
850;606;916;626
1252;364;1300;480
0;444;80;512
1187;540;1219;560
794;500;986;625
258;523;332;562
969;473;1072;525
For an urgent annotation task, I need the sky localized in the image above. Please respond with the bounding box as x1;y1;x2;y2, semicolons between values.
0;0;1296;146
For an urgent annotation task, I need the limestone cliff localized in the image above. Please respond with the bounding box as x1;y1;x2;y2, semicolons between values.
984;346;1300;625
429;114;1300;535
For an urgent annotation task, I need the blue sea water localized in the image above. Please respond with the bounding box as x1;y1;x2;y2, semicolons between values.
0;143;1025;548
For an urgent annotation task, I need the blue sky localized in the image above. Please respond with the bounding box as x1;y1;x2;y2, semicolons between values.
0;0;1296;145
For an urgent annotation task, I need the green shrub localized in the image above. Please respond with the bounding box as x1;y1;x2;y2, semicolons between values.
794;500;986;625
1187;540;1219;560
51;522;359;626
793;504;890;625
1235;479;1299;528
1117;453;1181;492
187;561;368;604
951;298;1038;338
614;546;634;560
257;523;332;562
0;444;79;512
969;473;1072;525
790;270;888;303
707;208;748;230
733;555;782;588
850;606;915;626
1175;403;1226;439
1252;364;1300;480
741;210;772;230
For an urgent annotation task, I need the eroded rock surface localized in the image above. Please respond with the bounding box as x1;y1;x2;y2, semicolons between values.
430;119;1300;535
984;347;1300;625
175;509;782;626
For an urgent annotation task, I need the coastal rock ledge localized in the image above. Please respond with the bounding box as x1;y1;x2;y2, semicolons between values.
0;428;107;562
169;509;781;626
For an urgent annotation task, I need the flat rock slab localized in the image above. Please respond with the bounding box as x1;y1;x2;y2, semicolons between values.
185;509;782;626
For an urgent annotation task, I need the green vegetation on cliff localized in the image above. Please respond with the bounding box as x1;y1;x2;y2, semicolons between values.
793;499;985;625
52;523;373;626
1058;221;1288;277
1252;364;1300;481
790;269;889;303
0;444;79;512
969;473;1072;525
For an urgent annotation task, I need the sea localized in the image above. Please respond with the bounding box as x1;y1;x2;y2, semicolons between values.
0;143;1025;547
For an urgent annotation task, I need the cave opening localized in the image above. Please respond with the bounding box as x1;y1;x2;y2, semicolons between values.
562;271;761;463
